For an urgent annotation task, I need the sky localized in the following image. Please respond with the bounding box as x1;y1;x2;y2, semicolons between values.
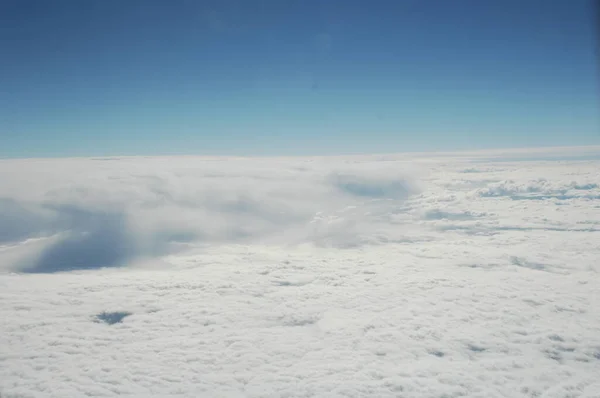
1;0;599;158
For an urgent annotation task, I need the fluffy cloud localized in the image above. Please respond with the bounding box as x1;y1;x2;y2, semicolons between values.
0;157;420;273
1;148;600;397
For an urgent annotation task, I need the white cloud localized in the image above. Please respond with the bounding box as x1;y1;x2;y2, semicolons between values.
1;147;600;397
476;178;600;200
0;157;420;272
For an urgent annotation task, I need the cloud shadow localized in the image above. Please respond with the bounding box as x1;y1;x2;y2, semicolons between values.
330;173;414;199
21;206;135;273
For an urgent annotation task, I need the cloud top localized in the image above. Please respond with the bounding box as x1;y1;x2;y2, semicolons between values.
0;157;419;272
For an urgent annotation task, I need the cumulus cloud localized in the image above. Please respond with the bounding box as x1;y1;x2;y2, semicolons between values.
2;148;600;397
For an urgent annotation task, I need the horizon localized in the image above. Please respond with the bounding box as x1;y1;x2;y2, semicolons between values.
1;144;600;161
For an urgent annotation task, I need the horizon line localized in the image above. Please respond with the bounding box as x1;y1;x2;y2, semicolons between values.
2;144;600;162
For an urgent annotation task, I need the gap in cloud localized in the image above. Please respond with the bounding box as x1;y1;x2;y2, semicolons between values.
94;311;132;325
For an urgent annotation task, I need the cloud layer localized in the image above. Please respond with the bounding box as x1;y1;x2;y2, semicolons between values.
0;157;420;272
1;148;600;397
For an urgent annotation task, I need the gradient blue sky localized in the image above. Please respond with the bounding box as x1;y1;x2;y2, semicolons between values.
1;0;599;157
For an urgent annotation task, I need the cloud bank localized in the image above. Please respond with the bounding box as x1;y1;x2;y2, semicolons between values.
0;157;420;273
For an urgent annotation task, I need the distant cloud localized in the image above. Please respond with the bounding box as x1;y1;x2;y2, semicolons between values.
476;178;600;200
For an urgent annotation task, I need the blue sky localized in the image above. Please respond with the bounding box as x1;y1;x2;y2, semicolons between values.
1;0;598;157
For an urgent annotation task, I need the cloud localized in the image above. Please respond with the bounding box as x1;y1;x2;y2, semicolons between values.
0;198;59;244
475;178;600;200
0;157;419;272
1;148;600;397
